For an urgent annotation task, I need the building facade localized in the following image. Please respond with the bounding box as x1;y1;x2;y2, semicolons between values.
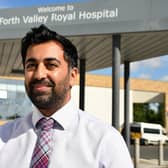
0;75;167;131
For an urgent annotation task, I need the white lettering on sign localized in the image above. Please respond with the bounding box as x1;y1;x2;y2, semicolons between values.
23;15;48;24
38;6;65;13
0;16;20;25
0;5;120;27
79;8;118;20
51;12;76;22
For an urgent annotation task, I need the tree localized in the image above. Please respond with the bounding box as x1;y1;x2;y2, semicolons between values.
133;103;146;122
133;103;165;126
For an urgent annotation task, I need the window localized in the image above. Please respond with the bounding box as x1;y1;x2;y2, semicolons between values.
131;126;141;133
143;128;160;134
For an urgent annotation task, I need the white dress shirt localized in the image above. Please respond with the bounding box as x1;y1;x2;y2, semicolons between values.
0;100;133;168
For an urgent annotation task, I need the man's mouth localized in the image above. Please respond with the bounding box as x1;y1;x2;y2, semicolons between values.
30;79;55;93
32;84;51;92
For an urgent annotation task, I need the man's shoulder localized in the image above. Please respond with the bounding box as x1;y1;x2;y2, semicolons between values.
78;110;119;137
0;113;33;142
77;110;127;152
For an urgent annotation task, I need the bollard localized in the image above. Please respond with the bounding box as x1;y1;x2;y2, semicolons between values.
134;138;140;168
158;140;163;166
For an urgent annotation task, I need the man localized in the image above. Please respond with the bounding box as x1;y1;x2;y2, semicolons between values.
0;25;133;167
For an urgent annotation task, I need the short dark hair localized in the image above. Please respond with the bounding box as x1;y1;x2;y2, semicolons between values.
21;24;78;68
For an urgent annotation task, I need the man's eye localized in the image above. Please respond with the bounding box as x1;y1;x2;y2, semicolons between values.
25;63;36;70
46;63;58;69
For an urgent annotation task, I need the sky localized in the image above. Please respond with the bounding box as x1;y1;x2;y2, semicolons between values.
89;54;168;82
0;0;90;8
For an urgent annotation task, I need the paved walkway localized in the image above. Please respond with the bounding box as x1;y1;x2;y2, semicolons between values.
136;159;168;168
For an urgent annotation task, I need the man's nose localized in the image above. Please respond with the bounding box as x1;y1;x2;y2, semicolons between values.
34;64;47;80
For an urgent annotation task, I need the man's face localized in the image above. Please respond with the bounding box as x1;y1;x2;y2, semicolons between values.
24;41;77;116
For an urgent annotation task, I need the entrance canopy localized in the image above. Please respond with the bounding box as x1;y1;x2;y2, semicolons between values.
0;0;168;76
1;31;168;76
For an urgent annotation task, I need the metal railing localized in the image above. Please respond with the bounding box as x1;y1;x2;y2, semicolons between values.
133;139;166;168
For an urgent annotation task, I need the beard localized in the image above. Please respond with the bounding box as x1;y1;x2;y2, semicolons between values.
25;77;70;111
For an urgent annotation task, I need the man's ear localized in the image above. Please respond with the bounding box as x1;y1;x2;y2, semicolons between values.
70;67;78;87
